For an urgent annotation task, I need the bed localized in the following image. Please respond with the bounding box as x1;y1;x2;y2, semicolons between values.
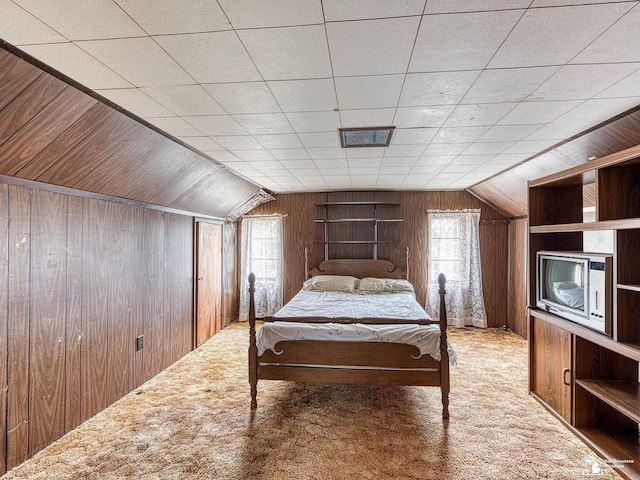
247;258;452;418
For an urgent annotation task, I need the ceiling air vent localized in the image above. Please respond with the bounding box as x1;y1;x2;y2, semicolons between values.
339;127;395;148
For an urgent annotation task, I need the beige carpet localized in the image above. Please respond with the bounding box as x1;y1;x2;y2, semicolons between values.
2;324;623;480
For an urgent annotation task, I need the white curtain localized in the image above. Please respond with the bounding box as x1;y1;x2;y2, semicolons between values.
426;209;487;328
239;215;284;321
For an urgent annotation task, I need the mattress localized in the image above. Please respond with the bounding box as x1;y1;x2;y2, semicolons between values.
257;289;457;364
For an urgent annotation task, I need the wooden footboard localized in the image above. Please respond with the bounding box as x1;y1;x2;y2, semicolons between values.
248;273;450;418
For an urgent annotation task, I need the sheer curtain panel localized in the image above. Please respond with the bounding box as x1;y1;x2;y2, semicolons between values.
426;209;487;328
239;215;284;321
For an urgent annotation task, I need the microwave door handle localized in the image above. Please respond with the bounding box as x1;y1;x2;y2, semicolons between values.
595;290;598;310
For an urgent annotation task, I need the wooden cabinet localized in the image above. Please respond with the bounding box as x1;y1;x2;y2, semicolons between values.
528;145;640;479
530;317;572;422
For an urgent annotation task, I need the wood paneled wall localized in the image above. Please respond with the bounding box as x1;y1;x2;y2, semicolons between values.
0;44;259;219
0;182;194;473
249;191;508;328
508;218;529;338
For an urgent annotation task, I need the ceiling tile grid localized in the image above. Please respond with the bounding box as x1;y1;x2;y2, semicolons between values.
2;0;640;192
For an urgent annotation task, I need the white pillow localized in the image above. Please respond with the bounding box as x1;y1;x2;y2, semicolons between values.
303;275;359;293
358;277;415;296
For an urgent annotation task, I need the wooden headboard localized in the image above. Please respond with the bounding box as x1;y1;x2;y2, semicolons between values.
304;247;410;280
309;259;405;279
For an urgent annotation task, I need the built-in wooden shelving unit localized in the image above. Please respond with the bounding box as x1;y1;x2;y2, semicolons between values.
314;199;403;261
528;145;640;479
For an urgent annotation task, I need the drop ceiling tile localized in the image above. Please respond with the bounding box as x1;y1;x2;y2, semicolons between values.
340;109;397;128
280;160;315;169
286;111;341;133
147;117;206;137
346;149;385;159
233;113;293;135
14;0;146;40
115;0;230;34
463;141;514;155
393;106;454;128
462;67;559;103
184;115;247;136
203;83;280;114
316;159;348;169
487;153;531;164
141;85;225;116
410;164;445;174
347;157;383;167
477;124;542;142
422;144;470;156
211;136;263;150
531;0;616;6
350;175;379;185
424;1;530;14
522;123;582;141
270;149;311;160
471;163;510;174
297;132;340;148
254;134;304;149
178;137;224;152
451;154;495;164
96;88;172;117
377;175;407;185
415;155;455;166
321;167;349;176
444;103;518;127
503;139;559;154
441;163;473;174
209;151;243;163
307;147;346;160
410;10;523;72
432;126;490;144
238;25;331;80
391;128;438;144
327;17;420;76
268;79;337;112
77;37;194;87
22;43;132;89
489;4;634;68
335;75;404;109
380;166;412;175
528;64;640;101
399;71;480;106
155;32;260;83
234;150;275;162
381;157;419;167
0;0;66;44
596;68;640;98
498;100;583;125
349;167;380;177
248;160;284;171
570;4;640;64
218;0;323;28
384;145;425;157
323;0;425;21
289;168;321;178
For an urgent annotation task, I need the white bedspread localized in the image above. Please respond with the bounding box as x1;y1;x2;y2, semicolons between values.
273;289;431;322
257;290;457;364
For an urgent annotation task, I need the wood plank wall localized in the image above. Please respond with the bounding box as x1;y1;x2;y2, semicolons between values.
508;218;529;338
249;191;508;328
0;182;194;473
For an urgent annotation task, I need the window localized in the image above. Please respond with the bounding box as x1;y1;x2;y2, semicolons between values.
239;215;283;320
426;209;487;328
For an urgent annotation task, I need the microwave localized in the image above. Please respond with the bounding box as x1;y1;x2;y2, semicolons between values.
536;251;612;336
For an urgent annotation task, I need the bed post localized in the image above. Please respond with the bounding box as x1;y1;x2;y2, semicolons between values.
438;273;450;419
248;273;258;409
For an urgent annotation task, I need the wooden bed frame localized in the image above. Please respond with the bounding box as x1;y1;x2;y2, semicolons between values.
248;259;450;418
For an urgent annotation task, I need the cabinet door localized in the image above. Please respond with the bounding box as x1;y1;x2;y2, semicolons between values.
530;317;572;422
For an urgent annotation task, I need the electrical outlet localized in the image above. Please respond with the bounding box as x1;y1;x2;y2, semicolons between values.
136;335;144;351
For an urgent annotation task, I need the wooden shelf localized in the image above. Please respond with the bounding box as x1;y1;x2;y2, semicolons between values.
530;218;640;233
314;218;403;223
313;240;399;245
574;427;640;479
618;284;640;293
576;380;640;424
315;202;400;206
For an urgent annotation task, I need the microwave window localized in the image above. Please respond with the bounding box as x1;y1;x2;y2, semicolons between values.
542;258;585;311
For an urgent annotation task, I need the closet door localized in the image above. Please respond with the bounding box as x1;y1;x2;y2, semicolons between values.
195;222;222;347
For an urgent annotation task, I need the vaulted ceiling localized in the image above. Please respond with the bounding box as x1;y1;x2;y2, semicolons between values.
2;0;640;199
